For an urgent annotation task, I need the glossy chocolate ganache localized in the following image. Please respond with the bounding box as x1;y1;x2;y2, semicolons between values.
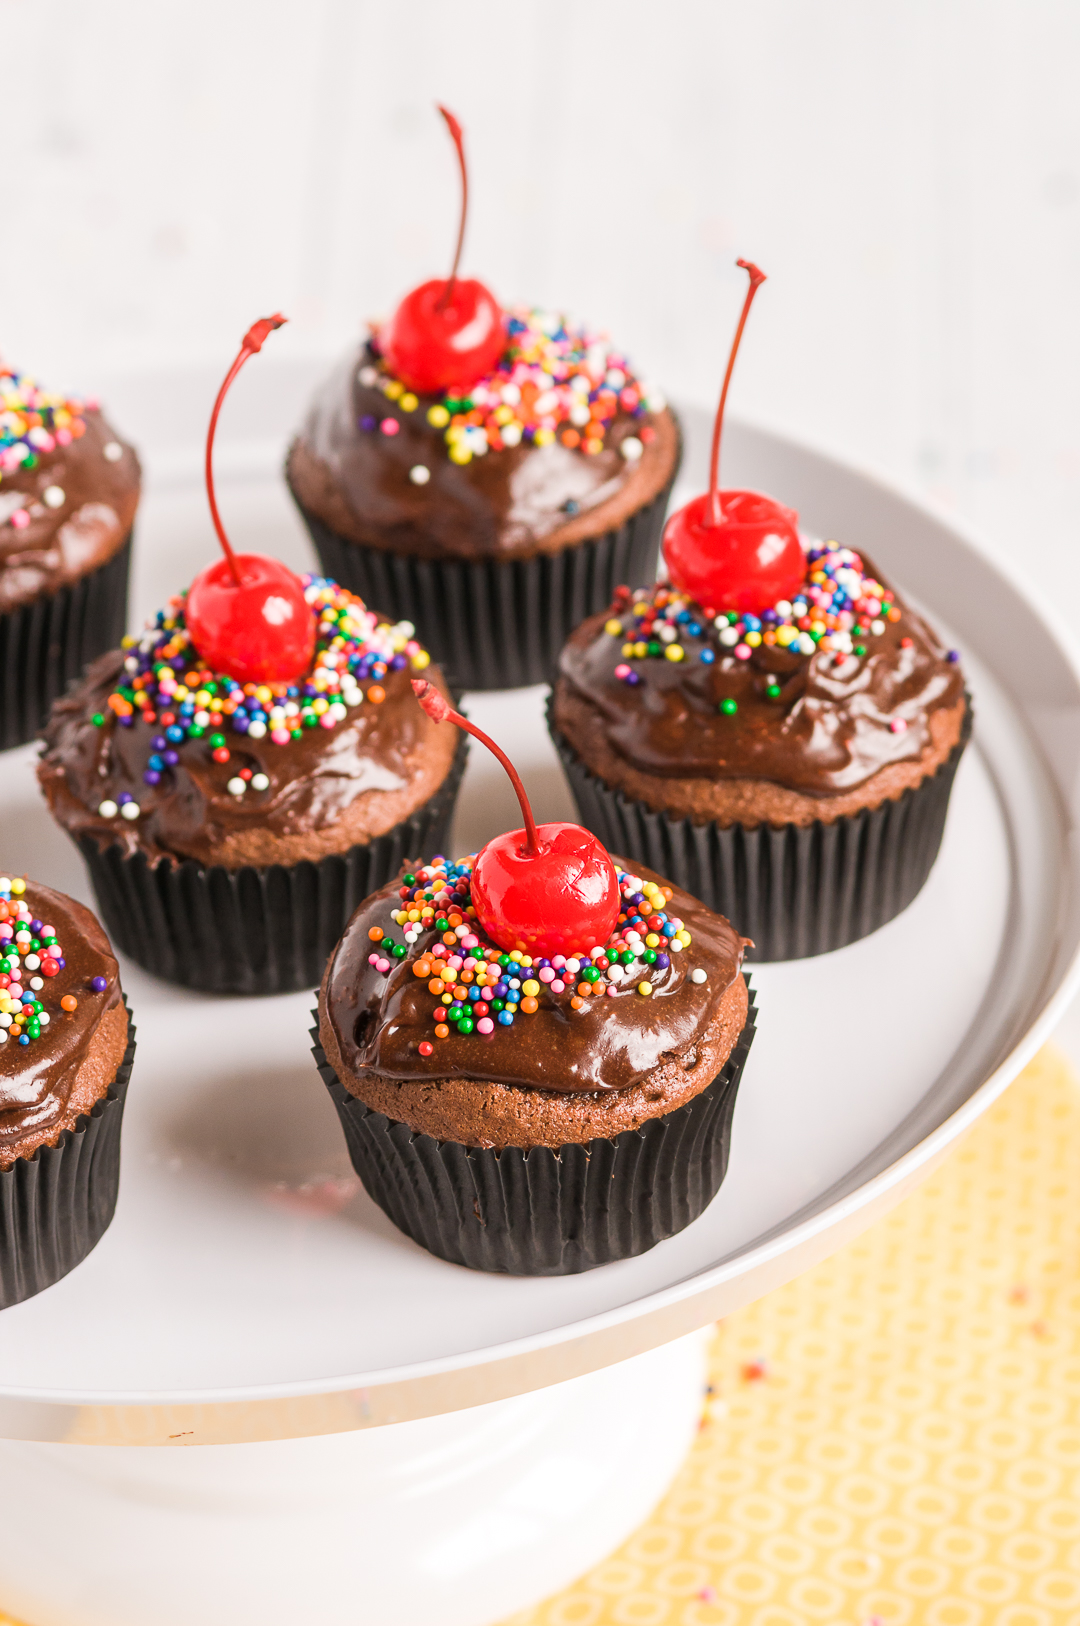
0;878;126;1168
554;545;968;826
286;308;679;562
320;857;749;1150
0;365;139;613
38;577;457;869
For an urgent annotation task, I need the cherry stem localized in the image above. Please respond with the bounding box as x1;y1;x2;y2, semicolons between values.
706;260;767;528
412;680;541;857
205;314;288;586
436;104;468;312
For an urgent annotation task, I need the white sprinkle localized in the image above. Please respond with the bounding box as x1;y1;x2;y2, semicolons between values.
500;383;521;406
227;777;246;796
620;436;644;462
98;800;118;819
409;465;431;485
121;801;141;820
605;368;627;389
569;402;591;427
0;1031;7;1044
500;423;523;447
103;441;123;462
23;953;40;971
691;968;708;984
358;366;378;386
42;485;65;509
798;633;817;656
669;938;684;952
247;721;267;740
871;619;885;635
38;1010;50;1024
719;627;740;647
659;624;678;643
251;773;270;791
0;1014;11;1028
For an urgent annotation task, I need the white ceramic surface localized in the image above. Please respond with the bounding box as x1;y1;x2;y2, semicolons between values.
0;1335;706;1626
0;408;1076;1443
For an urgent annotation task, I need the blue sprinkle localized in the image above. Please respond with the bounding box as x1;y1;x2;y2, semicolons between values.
699;648;715;664
497;1010;514;1026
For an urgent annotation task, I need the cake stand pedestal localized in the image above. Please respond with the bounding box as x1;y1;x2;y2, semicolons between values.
0;1335;706;1626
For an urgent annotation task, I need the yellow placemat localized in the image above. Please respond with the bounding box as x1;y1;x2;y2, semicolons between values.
501;1043;1080;1626
1;1045;1077;1626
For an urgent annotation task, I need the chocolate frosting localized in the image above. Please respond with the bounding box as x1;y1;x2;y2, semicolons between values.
0;408;140;613
324;862;746;1095
38;650;457;868
0;882;121;1154
286;345;676;562
558;558;964;797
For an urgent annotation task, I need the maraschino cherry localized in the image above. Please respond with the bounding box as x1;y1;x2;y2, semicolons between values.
185;316;316;685
379;105;505;397
663;260;806;617
412;681;620;959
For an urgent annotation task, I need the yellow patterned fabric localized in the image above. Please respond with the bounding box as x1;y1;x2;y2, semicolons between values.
1;1045;1076;1626
503;1044;1080;1626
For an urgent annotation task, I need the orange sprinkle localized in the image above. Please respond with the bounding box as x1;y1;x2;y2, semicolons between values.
412;960;432;979
434;1023;450;1039
428;978;446;996
576;981;593;997
367;685;386;704
560;428;581;449
368;927;384;941
570;996;584;1010
61;995;78;1012
521;996;538;1014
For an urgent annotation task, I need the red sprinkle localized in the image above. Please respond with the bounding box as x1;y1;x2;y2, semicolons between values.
418;1041;434;1057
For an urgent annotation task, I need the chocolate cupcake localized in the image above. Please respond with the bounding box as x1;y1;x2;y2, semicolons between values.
550;263;970;961
0;875;135;1309
313;688;755;1276
286;107;679;691
36;318;465;996
0;363;139;749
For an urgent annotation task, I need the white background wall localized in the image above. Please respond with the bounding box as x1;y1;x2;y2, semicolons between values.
5;0;1080;610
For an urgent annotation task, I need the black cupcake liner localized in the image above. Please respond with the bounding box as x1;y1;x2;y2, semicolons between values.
1;532;132;752
0;995;135;1310
72;734;468;997
312;979;755;1276
550;697;973;963
288;439;680;693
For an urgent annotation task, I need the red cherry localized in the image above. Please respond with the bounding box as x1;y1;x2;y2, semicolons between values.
662;490;804;616
663;260;808;616
185;554;314;685
188;313;317;683
412;681;620;958
381;278;504;397
379;105;505;397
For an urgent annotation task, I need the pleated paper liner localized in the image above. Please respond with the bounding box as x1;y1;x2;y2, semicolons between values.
73;733;468;997
550;696;973;963
0;995;136;1311
311;980;755;1277
287;438;681;693
0;532;132;752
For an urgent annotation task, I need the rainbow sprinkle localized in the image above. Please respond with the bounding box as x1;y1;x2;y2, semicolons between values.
0;877;89;1049
96;576;431;824
363;306;666;466
368;859;696;1051
605;545;919;711
0;367;89;480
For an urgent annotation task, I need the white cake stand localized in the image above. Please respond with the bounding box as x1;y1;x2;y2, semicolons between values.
0;405;1077;1626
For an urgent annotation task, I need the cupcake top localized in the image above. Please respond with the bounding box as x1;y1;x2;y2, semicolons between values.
0;364;140;612
38;575;458;868
558;544;966;797
286;307;679;561
0;876;123;1161
322;854;747;1097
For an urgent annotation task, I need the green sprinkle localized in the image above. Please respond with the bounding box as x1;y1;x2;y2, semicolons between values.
767;683;782;699
647;641;662;658
403;874;416;887
457;1016;475;1035
644;948;658;965
92;713;105;727
854;644;867;657
582;964;601;982
391;943;407;959
720;698;738;716
490;997;505;1012
188;725;205;738
209;733;226;748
